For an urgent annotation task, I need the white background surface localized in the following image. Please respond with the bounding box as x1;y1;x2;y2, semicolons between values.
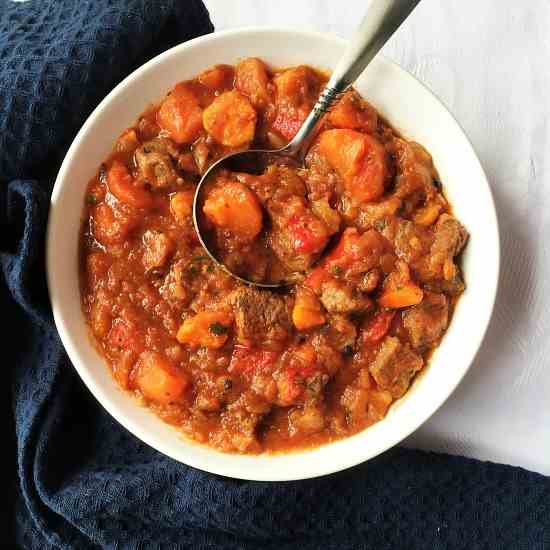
203;0;550;475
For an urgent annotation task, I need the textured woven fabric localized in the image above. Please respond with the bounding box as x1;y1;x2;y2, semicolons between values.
4;1;550;548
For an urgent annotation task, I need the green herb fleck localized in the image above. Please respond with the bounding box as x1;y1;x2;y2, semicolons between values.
206;265;215;273
332;265;343;277
342;345;354;357
374;219;387;232
86;194;98;205
209;322;228;336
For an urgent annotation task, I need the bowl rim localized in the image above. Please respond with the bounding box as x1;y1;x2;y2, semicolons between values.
46;26;500;481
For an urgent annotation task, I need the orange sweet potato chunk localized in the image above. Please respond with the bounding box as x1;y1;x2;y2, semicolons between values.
203;179;263;241
202;90;257;147
134;351;188;404
292;286;326;330
177;311;234;349
235;58;271;109
157;83;203;145
91;203;137;245
170;190;195;224
318;129;387;204
198;64;234;90
378;261;424;309
328;91;378;133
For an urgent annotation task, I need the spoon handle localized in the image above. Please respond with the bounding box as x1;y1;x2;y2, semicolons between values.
284;0;421;157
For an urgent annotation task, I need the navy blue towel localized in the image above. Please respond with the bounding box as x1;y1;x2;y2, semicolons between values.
4;1;549;548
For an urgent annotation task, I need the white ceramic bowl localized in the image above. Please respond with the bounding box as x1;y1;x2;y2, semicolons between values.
47;28;499;481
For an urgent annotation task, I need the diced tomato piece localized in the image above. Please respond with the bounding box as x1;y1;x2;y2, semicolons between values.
287;215;329;254
277;369;304;405
272;66;319;140
280;344;319;402
324;228;361;268
108;319;145;353
363;311;396;345
92;203;138;246
286;364;316;381
271;109;304;141
178;152;199;174
303;265;331;292
86;252;110;288
302;228;360;292
229;345;279;375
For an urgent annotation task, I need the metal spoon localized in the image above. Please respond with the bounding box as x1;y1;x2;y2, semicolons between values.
193;0;421;288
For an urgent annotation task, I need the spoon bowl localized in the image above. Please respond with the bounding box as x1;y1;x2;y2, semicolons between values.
192;0;421;287
193;147;291;288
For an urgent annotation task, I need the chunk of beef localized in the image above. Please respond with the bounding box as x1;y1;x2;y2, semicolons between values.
142;230;174;272
402;292;449;349
232;165;306;211
429;214;468;275
319;279;373;315
356;196;402;231
325;314;357;352
228;287;292;346
369;336;423;398
324;228;387;282
310;196;341;235
268;194;329;272
391;138;436;200
159;259;192;309
423;276;465;296
358;268;382;293
340;368;372;425
219;395;266;452
289;398;326;437
302;142;340;200
268;165;307;199
394;219;432;264
251;372;278;403
310;334;344;376
134;139;178;188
